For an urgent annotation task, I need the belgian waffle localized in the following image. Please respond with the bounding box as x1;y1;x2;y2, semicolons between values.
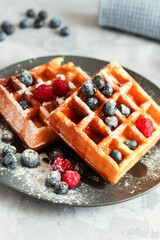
0;57;90;150
48;62;160;184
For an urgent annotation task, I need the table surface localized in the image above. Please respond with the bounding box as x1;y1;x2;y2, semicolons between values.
0;0;160;239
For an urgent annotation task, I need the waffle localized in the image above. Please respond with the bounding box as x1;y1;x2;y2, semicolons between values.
0;57;90;150
48;62;160;184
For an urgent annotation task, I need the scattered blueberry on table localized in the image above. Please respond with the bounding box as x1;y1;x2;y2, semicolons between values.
26;9;36;18
3;24;15;35
19;19;30;29
60;26;71;36
38;10;48;20
19;71;33;87
33;18;45;29
49;18;61;28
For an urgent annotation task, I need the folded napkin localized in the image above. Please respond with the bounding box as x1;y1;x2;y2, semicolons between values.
98;0;160;40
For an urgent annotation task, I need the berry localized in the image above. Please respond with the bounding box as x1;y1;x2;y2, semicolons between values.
2;145;16;156
53;156;73;174
1;130;14;143
45;170;61;187
21;149;40;167
38;10;48;20
2;153;19;168
136;118;154;138
93;75;105;90
0;31;7;42
104;116;118;129
104;100;117;116
49;18;61;28
54;181;68;194
101;83;113;98
62;170;80;188
48;147;63;161
26;9;36;18
52;79;69;97
124;140;137;150
33;84;54;102
19;100;30;110
33;19;45;28
81;80;97;98
19;19;30;29
85;97;99;110
110;150;122;164
19;71;33;87
118;104;131;117
3;24;15;35
60;26;71;36
1;20;10;30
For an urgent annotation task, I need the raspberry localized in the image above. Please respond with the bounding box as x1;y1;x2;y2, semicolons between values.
33;84;54;102
52;79;69;97
136;118;154;138
53;156;73;174
62;170;80;188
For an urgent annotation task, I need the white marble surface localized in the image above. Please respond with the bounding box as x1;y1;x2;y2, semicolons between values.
0;0;160;239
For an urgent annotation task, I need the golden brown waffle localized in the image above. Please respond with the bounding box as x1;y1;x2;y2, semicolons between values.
0;57;90;150
48;62;160;184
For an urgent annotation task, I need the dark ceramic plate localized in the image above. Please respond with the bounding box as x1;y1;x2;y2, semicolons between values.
0;56;160;207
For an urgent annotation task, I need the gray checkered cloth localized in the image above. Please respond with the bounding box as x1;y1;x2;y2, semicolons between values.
98;0;160;40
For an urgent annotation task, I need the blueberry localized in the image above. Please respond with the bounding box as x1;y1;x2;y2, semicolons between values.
85;97;99;111
60;26;71;36
2;153;19;168
45;170;61;187
124;140;137;150
33;19;45;28
3;24;15;35
118;104;131;118
49;18;61;28
19;71;33;87
0;31;7;42
104;100;117;116
48;147;63;162
2;145;16;156
81;80;97;98
93;75;105;90
19;100;30;110
110;150;122;164
1;130;14;143
21;149;40;167
38;10;48;20
26;9;36;18
101;83;113;98
1;20;10;30
104;116;118;130
19;19;30;29
54;181;68;194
